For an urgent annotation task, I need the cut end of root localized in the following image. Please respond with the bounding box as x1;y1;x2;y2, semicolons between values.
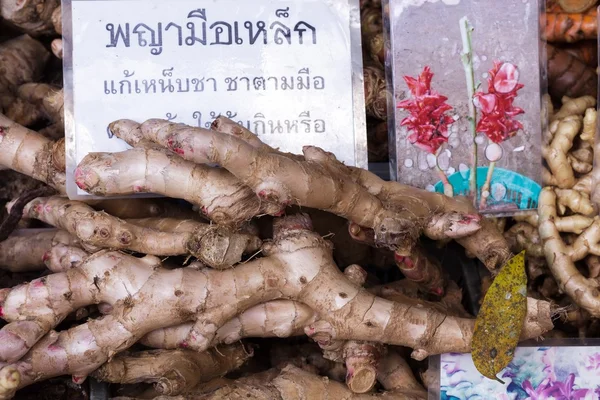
346;365;377;394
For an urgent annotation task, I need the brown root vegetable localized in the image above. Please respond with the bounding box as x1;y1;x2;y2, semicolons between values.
557;0;598;13
560;40;598;67
546;44;597;101
15;196;262;268
364;65;388;120
76;145;280;226
0;115;66;193
5;84;64;130
51;39;62;60
539;187;600;316
0;214;553;394
0;230;79;273
141;300;317;350
544;7;598;42
92;344;251;396
0;0;61;36
101;118;486;260
0;35;50;112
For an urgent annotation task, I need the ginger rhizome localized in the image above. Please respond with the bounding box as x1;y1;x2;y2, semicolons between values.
0;214;553;397
78;116;513;273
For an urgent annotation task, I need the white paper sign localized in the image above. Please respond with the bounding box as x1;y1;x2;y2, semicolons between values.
63;0;367;198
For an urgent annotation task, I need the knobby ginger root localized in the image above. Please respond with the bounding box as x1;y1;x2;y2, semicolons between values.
43;243;89;272
0;35;49;112
7;84;64;129
504;222;544;259
51;39;63;59
546;44;598;101
141;300;317;350
75;145;281;225
539;187;600;317
363;65;388;120
105;119;482;256
552;95;597;121
347;167;509;271
0;214;553;393
133;364;428;399
0;229;79;272
0;0;61;36
86;198;200;220
0;114;65;193
17;196;261;268
92;344;251;396
348;223;446;295
377;350;426;394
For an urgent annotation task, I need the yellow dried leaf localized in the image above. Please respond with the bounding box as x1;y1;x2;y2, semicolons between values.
472;250;527;382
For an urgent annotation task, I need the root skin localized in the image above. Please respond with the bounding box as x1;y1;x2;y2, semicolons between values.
0;215;553;391
92;344;250;396
0;115;65;193
0;35;49;112
139;364;430;399
539;187;600;317
0;230;79;272
141;300;317;349
108;119;482;253
76;146;277;226
0;0;61;36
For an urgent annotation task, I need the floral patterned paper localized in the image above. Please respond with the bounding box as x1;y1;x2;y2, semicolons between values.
439;347;600;399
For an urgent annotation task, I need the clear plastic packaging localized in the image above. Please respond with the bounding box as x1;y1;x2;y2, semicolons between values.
63;0;367;199
383;0;547;216
428;338;600;399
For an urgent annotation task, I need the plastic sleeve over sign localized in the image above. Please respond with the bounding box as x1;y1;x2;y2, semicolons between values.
62;0;367;199
383;0;546;217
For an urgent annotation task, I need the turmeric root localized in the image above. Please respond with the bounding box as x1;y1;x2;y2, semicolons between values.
0;0;61;36
92;344;251;396
0;214;553;394
16;196;262;268
546;44;597;101
141;300;317;350
544;7;598;42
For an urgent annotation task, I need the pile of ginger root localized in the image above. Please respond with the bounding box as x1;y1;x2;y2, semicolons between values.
0;3;594;400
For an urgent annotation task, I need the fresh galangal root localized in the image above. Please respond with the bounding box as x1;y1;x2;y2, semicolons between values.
0;214;553;397
81;117;511;274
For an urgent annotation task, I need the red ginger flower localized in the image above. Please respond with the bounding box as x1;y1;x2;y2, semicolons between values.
397;66;453;154
474;61;524;144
